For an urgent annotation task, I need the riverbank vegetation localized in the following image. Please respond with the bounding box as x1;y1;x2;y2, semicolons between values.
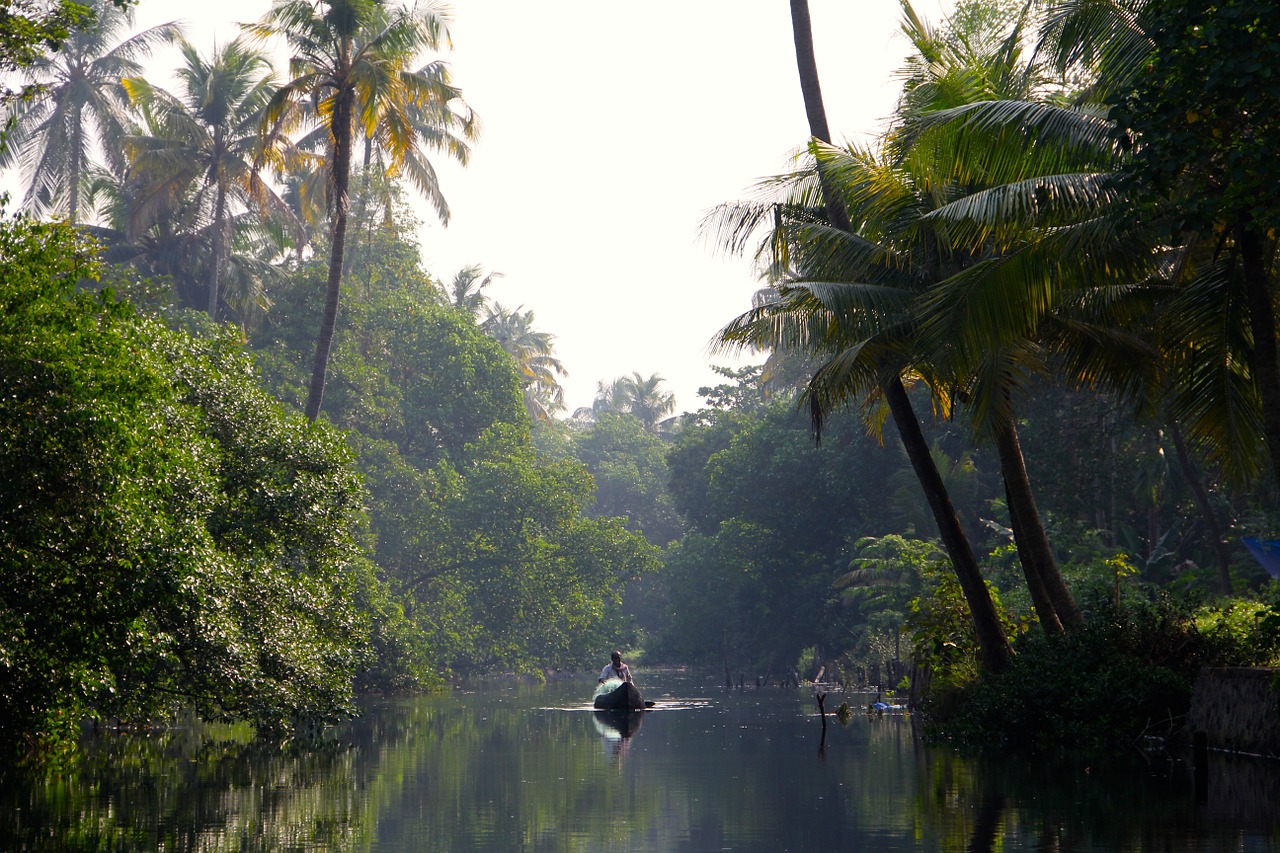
2;0;1280;764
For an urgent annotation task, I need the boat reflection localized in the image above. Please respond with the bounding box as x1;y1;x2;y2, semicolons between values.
593;709;645;739
593;709;645;763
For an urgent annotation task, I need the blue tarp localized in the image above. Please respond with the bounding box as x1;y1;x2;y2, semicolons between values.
1241;537;1280;580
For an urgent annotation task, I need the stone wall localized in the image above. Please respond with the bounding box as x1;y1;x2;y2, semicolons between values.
1187;667;1280;757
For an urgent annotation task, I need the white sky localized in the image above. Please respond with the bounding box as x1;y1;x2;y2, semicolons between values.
121;1;952;415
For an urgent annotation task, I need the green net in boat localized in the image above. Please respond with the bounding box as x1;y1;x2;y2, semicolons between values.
594;678;623;698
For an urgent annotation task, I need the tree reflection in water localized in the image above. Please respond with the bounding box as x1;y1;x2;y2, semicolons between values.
2;676;1279;852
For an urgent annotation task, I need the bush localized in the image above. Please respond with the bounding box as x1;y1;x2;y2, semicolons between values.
922;586;1280;753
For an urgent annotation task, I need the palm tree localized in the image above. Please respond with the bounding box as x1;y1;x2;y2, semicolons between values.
772;0;1013;671
248;0;458;421
593;373;675;432
850;0;1150;632
624;372;677;432
293;53;478;273
0;0;180;223
122;37;299;321
449;264;501;320
481;302;567;422
903;0;1248;595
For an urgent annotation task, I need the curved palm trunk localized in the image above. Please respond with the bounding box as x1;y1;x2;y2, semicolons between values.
1239;226;1280;495
1170;422;1232;594
789;0;1010;672
305;86;355;422
1004;478;1063;634
992;404;1083;631
886;379;1013;672
788;0;849;232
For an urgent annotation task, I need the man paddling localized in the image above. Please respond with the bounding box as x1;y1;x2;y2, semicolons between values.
598;650;633;684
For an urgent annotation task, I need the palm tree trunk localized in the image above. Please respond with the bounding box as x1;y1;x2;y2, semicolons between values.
788;0;850;233
1005;477;1063;634
208;181;228;321
1170;421;1232;594
305;87;355;422
789;0;1010;672
885;378;1013;671
992;404;1083;631
69;108;82;224
1239;225;1280;495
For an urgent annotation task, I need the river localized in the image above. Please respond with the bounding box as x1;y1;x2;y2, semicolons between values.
2;669;1278;851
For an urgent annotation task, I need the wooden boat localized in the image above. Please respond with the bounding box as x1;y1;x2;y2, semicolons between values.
593;679;645;710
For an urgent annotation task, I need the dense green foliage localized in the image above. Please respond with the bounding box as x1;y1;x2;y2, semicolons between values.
250;209;659;677
0;218;385;756
5;0;1280;765
654;392;931;672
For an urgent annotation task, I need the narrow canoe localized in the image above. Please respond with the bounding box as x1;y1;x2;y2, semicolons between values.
593;679;645;710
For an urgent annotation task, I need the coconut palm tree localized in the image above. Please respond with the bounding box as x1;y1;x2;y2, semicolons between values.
590;373;676;432
773;0;1014;671
121;37;299;321
294;52;478;272
0;0;180;223
449;264;501;320
481;302;567;421
904;0;1249;593
247;0;458;421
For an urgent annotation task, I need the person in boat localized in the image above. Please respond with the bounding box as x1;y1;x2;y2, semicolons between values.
598;650;633;684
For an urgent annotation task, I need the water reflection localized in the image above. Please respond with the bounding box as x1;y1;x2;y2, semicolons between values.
0;674;1278;852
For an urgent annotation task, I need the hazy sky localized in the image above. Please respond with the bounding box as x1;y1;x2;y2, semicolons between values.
127;1;952;415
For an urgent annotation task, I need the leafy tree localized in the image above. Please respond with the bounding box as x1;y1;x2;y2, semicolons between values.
0;217;380;758
572;412;682;547
1115;0;1280;495
251;207;658;676
0;0;179;222
0;0;92;98
656;400;901;668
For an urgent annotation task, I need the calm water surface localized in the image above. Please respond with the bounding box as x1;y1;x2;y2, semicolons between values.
3;670;1279;851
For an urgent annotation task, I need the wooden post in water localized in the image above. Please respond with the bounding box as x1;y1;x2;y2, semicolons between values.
723;628;732;689
815;691;828;754
1193;730;1209;802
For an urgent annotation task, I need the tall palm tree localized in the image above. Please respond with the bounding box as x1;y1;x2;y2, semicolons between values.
294;53;478;273
481;302;567;422
0;0;180;223
905;0;1248;594
774;0;1013;671
248;0;457;421
122;37;299;321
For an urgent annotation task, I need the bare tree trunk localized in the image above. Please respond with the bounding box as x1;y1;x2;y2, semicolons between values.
1170;421;1233;594
69;108;82;224
788;0;849;233
208;181;228;321
993;405;1083;631
789;0;1011;673
1005;478;1063;634
1240;225;1280;496
305;87;355;422
886;379;1013;671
